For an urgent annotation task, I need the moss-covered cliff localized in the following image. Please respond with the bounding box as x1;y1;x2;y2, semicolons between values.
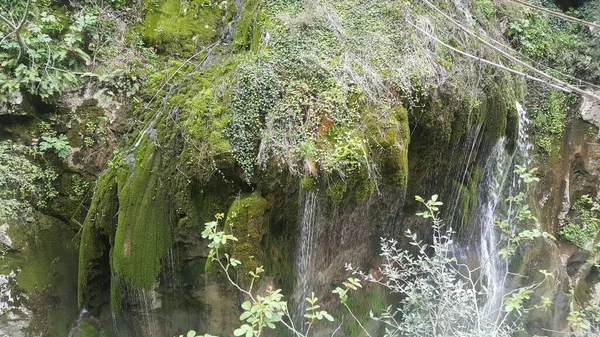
1;0;599;336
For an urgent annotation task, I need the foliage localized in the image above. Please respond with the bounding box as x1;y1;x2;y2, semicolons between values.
226;59;280;181
180;331;217;337
559;195;600;248
529;90;574;155
201;213;334;337
505;0;600;83
0;1;100;101
140;0;229;55
507;9;576;63
496;166;555;258
0;140;57;223
192;185;553;337
346;193;552;337
568;305;600;335
39;134;70;159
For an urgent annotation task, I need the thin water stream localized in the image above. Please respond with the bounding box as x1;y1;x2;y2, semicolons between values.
293;190;318;332
478;101;532;320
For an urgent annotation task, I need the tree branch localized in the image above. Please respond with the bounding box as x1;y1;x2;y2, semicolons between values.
0;0;30;61
14;0;31;61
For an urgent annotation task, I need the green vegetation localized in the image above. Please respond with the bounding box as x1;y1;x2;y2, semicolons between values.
559;195;600;249
39;134;70;159
139;0;230;55
452;166;483;234
0;141;57;223
0;1;98;101
343;288;387;337
111;136;172;290
78;170;119;309
226;59;280;181
74;321;100;337
194;189;554;337
225;192;268;285
530;89;574;155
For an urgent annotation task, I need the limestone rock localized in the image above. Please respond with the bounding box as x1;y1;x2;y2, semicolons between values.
580;90;600;128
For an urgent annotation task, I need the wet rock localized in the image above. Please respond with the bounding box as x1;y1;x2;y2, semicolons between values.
0;224;12;249
580;89;600;128
0;92;34;117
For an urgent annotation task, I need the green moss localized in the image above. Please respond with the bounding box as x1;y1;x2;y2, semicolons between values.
350;175;376;200
530;89;574;156
226;192;268;285
342;287;387;337
78;170;119;309
9;216;77;294
181;86;232;169
452;166;482;234
505;103;519;153
483;86;509;144
233;0;264;51
74;321;99;337
371;106;410;188
0;215;78;336
140;0;228;55
325;172;375;203
326;180;347;203
299;175;317;191
111;135;172;290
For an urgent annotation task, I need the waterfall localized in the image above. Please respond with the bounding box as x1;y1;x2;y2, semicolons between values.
134;287;161;337
67;309;89;337
478;101;532;320
293;190;318;331
110;277;162;337
478;138;511;319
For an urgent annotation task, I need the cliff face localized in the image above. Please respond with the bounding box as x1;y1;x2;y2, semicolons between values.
73;1;528;335
1;0;599;336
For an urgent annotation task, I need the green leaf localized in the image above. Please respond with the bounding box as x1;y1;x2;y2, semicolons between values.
240;311;251;321
241;301;252;311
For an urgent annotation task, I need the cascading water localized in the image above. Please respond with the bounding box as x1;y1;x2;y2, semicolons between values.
478;138;511;318
293;190;318;331
478;101;532;320
67;309;89;337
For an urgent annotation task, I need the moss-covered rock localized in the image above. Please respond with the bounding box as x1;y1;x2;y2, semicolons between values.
452;166;482;234
111;135;172;290
140;0;231;55
226;191;268;285
2;214;79;336
78;170;119;309
232;0;264;51
370;106;410;188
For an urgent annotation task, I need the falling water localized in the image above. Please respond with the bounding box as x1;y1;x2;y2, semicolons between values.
478;138;511;319
478;101;532;320
134;286;161;336
293;190;318;331
67;309;90;337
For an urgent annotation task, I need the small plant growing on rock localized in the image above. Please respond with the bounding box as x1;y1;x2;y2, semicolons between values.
39;134;70;159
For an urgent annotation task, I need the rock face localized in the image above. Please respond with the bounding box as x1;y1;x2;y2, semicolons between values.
2;0;600;336
529;96;600;334
580;89;600;129
0;93;33;117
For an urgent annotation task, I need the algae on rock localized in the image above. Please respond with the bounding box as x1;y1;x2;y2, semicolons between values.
226;192;268;285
